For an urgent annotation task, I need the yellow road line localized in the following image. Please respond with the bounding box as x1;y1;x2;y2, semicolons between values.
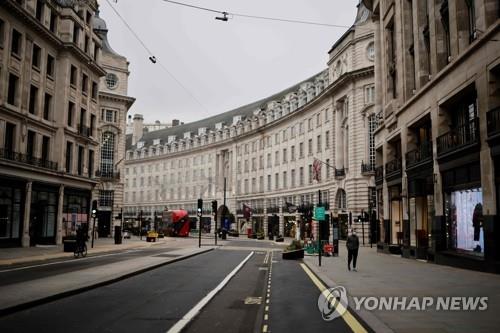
300;263;368;333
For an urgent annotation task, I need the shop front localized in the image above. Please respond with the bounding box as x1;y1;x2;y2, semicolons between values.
0;178;24;247
63;188;91;238
30;184;59;245
388;184;403;247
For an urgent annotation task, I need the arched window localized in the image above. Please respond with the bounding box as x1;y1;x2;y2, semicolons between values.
101;132;115;176
336;189;347;210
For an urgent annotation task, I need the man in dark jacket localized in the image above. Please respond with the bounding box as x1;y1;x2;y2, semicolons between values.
346;230;360;271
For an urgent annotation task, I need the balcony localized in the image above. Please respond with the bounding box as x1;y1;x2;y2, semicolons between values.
385;159;402;179
335;168;345;178
375;165;384;184
361;162;376;175
78;124;92;138
0;148;58;171
487;107;500;138
406;143;433;169
436;118;479;157
95;170;120;180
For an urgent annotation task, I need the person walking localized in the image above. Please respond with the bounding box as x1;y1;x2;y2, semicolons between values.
347;230;360;271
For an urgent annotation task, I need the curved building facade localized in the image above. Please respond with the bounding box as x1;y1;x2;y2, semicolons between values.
124;4;376;240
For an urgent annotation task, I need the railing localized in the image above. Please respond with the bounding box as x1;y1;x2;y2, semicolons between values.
253;208;264;214
406;142;433;168
361;162;376;174
335;168;345;178
487;107;500;137
436;118;479;156
375;165;384;183
385;159;402;177
95;170;120;179
78;124;91;137
267;206;279;214
0;148;59;171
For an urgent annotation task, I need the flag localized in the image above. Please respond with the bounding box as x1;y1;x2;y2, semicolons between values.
285;202;297;213
313;158;322;182
243;203;252;219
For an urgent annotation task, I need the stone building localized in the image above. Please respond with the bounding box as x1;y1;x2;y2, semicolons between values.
364;0;500;271
0;0;106;247
124;3;377;241
91;11;135;238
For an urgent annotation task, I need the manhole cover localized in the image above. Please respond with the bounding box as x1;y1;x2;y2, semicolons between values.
244;297;262;305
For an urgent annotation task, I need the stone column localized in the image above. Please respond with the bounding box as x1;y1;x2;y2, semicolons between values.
278;206;284;237
56;184;64;245
295;211;301;241
263;207;268;236
22;182;32;247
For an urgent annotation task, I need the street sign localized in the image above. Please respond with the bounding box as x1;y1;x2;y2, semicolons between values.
314;207;325;221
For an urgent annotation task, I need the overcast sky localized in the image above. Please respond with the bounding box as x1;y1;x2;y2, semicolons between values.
99;0;359;124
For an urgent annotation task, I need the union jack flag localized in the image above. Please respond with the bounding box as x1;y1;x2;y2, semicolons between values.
313;158;322;182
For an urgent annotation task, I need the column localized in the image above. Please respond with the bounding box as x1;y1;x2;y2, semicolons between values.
22;182;32;247
263;207;268;237
56;184;64;245
278;206;284;237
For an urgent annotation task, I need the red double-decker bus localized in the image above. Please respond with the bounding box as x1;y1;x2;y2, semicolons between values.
161;209;190;237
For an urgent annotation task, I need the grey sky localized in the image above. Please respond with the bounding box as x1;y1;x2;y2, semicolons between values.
100;0;359;124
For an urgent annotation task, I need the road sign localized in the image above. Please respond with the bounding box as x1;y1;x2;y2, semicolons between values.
314;207;325;221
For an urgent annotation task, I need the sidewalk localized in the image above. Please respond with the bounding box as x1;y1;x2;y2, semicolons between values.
0;236;201;266
304;242;500;333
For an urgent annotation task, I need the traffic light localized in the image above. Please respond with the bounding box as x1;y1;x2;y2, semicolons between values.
197;198;203;217
211;200;218;214
91;200;98;218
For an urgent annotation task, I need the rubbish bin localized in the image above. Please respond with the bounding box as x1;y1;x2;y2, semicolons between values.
114;226;122;244
247;228;252;238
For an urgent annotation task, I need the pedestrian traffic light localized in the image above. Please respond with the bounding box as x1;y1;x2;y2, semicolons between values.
91;200;98;218
197;198;203;216
211;200;218;213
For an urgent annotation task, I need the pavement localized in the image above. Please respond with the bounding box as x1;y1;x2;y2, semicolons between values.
0;236;215;316
304;241;500;333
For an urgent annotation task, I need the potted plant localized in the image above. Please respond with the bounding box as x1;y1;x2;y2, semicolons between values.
282;240;304;260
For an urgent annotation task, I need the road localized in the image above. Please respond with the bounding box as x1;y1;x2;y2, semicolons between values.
0;238;370;333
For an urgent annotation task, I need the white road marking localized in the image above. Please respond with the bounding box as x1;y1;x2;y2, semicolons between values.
166;251;254;333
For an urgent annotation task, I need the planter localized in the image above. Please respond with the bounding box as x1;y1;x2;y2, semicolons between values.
282;249;304;260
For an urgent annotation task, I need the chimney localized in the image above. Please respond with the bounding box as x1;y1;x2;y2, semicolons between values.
132;114;144;146
172;119;180;127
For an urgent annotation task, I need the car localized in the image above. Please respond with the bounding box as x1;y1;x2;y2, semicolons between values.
122;230;131;239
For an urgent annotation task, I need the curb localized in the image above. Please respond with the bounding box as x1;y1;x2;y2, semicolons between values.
302;259;393;333
0;247;214;317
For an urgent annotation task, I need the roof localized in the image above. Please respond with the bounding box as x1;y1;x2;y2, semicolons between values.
126;71;325;150
92;10;125;58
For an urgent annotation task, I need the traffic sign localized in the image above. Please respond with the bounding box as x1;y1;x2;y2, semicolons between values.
314;207;325;221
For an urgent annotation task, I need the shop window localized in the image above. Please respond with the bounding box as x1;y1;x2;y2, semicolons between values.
0;186;22;240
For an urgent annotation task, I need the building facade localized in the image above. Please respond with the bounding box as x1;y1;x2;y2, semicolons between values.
124;4;377;241
92;12;135;238
0;0;106;247
366;0;500;271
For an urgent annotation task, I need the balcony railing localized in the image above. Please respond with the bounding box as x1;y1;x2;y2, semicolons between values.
361;162;376;174
436;118;479;156
487;107;500;137
385;159;402;178
375;165;384;183
95;170;120;180
78;124;91;137
267;206;279;214
406;143;433;169
0;148;58;171
335;168;346;178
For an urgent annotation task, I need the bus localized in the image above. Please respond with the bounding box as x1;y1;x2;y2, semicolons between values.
161;209;190;237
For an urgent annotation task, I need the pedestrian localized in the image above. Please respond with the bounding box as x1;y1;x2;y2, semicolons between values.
347;230;360;271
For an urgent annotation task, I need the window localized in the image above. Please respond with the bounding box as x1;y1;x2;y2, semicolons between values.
42;136;50;162
259;155;264;169
0;19;4;47
88;149;94;178
90;114;96;137
49;11;57;33
99;190;114;207
325;109;330;122
317;135;322;152
46;54;55;77
43;93;52;120
82;73;88;94
11;29;22;57
326;159;331;179
283;171;287;189
244;159;249;172
308;139;313;156
368;114;377;168
275;173;279;190
91;82;98;99
7;73;19;106
66;141;73;173
291;145;295;161
291;169;296;188
73;23;79;44
70;65;77;86
32;44;41;69
267;175;271;191
364;85;375;104
27;131;36;159
316;113;321;126
282;148;287;163
299;167;304;186
275;151;279;166
308;164;313;184
308;118;313;131
68;102;75;126
299;142;304;158
105;110;113;122
465;0;476;42
267;153;271;168
105;73;118;89
299;122;304;134
101;132;115;176
36;0;44;21
325;131;330;149
77;146;84;175
274;133;279;145
29;85;39;114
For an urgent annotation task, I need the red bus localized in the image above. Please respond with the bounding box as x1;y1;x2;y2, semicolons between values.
162;210;190;237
